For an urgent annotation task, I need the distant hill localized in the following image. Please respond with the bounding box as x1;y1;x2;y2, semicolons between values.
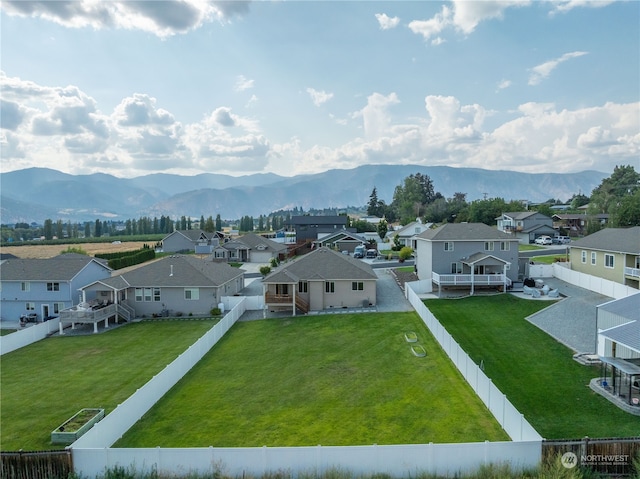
0;165;607;223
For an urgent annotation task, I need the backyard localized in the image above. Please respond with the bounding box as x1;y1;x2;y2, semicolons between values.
0;319;219;451
424;295;640;439
115;312;509;447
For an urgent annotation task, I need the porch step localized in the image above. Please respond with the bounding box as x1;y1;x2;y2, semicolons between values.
511;281;524;292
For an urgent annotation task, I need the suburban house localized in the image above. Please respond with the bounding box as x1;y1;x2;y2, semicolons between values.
569;227;640;289
262;247;377;315
385;219;433;249
496;211;556;244
0;254;112;322
594;294;640;411
313;230;368;253
62;255;245;330
284;216;354;243
161;230;225;254
414;223;520;295
211;233;289;263
552;213;609;237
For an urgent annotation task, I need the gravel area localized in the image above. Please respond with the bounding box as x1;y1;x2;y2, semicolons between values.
523;277;613;354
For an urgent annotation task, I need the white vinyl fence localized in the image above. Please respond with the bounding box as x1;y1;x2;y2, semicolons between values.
552;263;638;298
72;297;248;450
405;282;543;443
0;318;61;355
71;290;543;479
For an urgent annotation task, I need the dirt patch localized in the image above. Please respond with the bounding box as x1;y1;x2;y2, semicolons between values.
1;241;150;259
391;268;419;289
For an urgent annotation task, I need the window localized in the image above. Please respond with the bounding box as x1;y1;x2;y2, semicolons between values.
135;288;143;302
500;241;510;251
298;281;308;293
153;287;161;302
591;252;596;266
605;254;614;269
144;288;152;302
25;302;35;311
47;282;60;291
184;288;200;300
276;284;289;295
352;281;364;291
484;241;494;251
444;242;454;252
451;262;463;274
581;251;587;264
325;282;335;293
21;282;30;292
53;302;65;314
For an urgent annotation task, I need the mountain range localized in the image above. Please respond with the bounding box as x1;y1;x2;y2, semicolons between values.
0;165;607;224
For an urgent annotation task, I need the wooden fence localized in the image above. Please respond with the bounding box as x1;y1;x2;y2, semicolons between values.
543;437;640;477
0;449;72;479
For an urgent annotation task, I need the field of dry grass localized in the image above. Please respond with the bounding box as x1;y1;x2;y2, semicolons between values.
1;241;150;259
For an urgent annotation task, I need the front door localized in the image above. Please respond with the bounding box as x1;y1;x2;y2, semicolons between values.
42;304;49;319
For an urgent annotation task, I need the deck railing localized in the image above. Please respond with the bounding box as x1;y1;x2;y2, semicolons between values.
624;267;640;279
432;273;510;286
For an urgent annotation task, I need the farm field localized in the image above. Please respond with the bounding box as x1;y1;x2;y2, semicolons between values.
0;241;151;259
425;295;640;439
0;319;218;451
116;312;509;447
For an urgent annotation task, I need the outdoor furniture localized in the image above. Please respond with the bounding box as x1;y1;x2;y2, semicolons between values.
523;285;534;295
548;289;559;298
531;289;541;298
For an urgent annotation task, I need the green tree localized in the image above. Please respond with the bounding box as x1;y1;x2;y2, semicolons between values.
398;246;413;262
43;219;53;240
392;173;438;224
204;216;215;232
467;198;508;225
611;188;640;227
367;187;386;217
588;165;640;215
377;218;388;240
215;214;222;232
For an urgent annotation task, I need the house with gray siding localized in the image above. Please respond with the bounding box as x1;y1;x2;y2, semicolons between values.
313;230;368;253
385;219;433;249
262;247;377;315
212;233;288;263
161;230;223;254
496;211;556;244
415;223;519;295
72;255;245;322
285;216;353;243
0;254;112;322
569;227;640;290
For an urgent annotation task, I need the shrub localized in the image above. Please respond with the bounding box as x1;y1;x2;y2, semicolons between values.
398;246;413;262
210;307;222;316
259;265;272;277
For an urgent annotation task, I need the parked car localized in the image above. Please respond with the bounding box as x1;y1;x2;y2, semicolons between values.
551;235;571;245
534;236;552;245
365;249;378;258
353;245;366;259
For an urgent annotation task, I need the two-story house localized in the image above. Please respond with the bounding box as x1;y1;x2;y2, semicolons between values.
496;211;556;244
285;216;355;243
262;247;377;315
569;226;640;290
415;223;519;295
0;254;112;322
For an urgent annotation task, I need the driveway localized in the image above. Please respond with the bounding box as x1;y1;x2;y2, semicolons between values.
523;277;612;354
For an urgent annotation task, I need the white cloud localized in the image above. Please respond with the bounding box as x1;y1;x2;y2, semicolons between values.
234;75;255;92
528;51;588;86
360;92;400;139
497;79;512;91
0;0;250;37
306;88;334;107
549;0;615;15
408;5;451;43
375;13;400;30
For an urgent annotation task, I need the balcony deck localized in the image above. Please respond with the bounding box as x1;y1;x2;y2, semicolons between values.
432;273;510;287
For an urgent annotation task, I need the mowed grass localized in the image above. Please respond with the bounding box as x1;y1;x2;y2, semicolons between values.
0;320;218;451
425;295;640;439
116;312;509;448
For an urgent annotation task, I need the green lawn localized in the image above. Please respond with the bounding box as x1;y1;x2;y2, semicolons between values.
0;329;17;336
0;320;218;451
116;312;508;447
530;255;568;264
519;244;545;251
424;295;640;439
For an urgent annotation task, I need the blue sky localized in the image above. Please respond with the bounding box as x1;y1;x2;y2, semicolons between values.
1;1;638;179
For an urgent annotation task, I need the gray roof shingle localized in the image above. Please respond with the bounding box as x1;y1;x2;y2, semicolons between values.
264;247;377;283
0;255;110;281
417;223;514;241
570;227;640;254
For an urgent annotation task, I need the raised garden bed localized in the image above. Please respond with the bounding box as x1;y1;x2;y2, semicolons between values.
404;331;418;343
51;408;104;445
411;345;427;357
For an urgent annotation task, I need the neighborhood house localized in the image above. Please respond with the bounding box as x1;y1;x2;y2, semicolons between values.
262;247;377;315
414;223;520;295
496;211;556;244
0;254;112;323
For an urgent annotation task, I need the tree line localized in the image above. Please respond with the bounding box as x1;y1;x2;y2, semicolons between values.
366;165;639;232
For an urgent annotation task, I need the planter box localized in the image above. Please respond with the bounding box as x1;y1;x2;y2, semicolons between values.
51;408;105;445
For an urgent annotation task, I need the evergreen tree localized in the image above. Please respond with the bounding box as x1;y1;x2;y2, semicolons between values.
204;216;215;232
43;219;53;240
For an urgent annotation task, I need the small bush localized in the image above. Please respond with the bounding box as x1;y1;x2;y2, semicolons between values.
210;307;222;316
260;265;272;276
